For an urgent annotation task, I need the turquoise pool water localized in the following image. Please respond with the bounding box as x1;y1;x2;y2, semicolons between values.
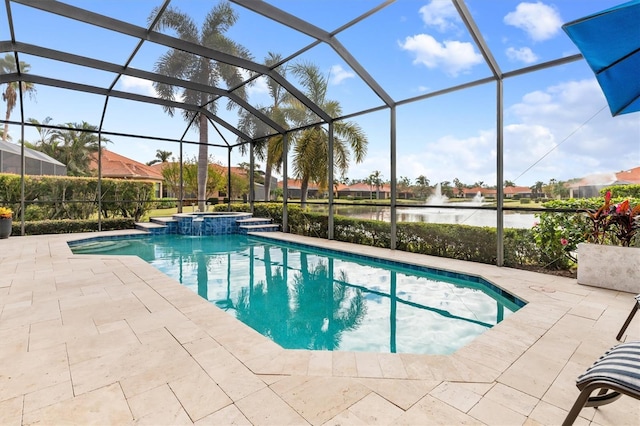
69;234;524;355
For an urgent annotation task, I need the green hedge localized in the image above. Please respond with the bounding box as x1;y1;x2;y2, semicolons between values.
0;173;156;221
217;204;546;269
11;217;135;235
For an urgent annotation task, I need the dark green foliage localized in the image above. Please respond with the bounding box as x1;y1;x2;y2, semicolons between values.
156;198;178;209
0;173;155;221
11;218;135;235
225;203;552;270
603;184;640;198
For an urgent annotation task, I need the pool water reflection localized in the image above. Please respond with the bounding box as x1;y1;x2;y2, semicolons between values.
70;234;524;354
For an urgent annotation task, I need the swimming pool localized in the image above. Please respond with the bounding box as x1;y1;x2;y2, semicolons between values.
69;234;525;355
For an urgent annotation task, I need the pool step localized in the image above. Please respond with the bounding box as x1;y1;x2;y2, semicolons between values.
150;216;177;225
238;223;280;234
134;222;168;235
236;217;273;225
135;215;279;235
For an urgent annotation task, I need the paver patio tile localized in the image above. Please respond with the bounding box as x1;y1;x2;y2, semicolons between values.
307;349;333;376
498;349;568;399
66;325;140;365
193;346;268;401
182;335;221;356
0;299;60;329
430;381;484;413
22;383;132;426
0;395;22;426
468;396;527;425
541;360;591;411
400;353;438;380
395;394;484;425
0;324;29;354
528;399;591;426
271;376;370;425
169;370;233;422
590;394;640;426
235;387;310;425
0;343;69;401
355;351;383;378
280;349;312;375
484;383;538;416
23;380;74;414
127;383;192;425
376;352;408;379
335;392;405;425
332;350;357;376
29;317;98;351
357;377;439;410
194;404;252;425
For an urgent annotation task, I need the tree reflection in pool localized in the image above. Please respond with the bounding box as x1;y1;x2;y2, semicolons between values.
69;234;524;355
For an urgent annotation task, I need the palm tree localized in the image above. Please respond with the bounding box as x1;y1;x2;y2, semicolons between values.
397;176;411;199
1;54;36;141
52;122;106;176
148;2;251;211
25;117;58;156
369;170;383;200
238;52;290;201
287;62;368;206
146;149;173;166
415;175;430;199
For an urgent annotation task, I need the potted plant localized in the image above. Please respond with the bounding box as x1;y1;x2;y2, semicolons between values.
577;191;640;293
0;206;13;239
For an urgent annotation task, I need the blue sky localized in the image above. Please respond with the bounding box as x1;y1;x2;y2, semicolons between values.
2;0;639;188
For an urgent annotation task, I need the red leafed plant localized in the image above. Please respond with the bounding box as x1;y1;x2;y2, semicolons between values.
585;191;640;247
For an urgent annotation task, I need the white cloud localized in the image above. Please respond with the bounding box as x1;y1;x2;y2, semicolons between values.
356;78;640;186
119;76;155;96
506;46;538;64
504;2;562;42
419;0;460;32
504;78;640;182
246;75;269;97
399;34;483;77
329;65;355;85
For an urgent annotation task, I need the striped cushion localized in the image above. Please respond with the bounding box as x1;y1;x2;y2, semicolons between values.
576;341;640;392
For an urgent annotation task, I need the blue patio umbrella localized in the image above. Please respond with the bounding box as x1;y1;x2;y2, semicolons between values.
562;0;640;116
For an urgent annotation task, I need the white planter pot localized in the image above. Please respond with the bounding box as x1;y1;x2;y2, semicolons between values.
577;242;640;293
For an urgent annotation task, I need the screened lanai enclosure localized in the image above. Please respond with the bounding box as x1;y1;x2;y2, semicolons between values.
1;0;638;268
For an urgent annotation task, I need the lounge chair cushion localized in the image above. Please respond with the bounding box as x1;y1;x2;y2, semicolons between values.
576;341;640;392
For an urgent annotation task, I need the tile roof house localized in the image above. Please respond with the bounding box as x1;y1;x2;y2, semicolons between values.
89;149;163;198
567;166;640;198
150;162;270;201
337;182;392;199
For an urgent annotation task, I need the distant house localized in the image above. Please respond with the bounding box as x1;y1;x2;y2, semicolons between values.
0;139;66;176
278;179;322;199
90;149;163;198
461;187;497;199
567;166;640;198
151;162;271;201
503;186;533;199
336;182;392;199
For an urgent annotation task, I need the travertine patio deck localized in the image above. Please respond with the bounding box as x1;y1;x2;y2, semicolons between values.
1;231;638;425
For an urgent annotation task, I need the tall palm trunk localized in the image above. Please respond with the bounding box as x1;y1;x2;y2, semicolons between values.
264;163;272;201
198;114;209;211
300;177;309;208
2;109;10;141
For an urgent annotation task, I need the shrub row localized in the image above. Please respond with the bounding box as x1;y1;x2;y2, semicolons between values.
0;173;156;221
11;217;135;235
